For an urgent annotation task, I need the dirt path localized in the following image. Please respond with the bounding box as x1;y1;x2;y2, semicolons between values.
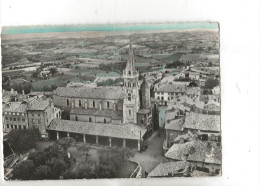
130;130;167;176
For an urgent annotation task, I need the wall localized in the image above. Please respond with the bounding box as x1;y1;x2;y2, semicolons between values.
3;112;28;133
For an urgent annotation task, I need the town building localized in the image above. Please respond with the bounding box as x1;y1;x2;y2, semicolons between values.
49;44;153;151
148;161;193;177
165;140;221;175
3;102;29;133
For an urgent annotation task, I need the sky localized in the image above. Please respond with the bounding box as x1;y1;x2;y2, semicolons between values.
2;23;218;35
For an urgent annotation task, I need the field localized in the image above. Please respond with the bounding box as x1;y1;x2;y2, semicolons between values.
32;75;96;91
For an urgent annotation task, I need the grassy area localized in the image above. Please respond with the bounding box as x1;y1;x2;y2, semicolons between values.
32;75;95;91
162;53;183;63
67;144;137;178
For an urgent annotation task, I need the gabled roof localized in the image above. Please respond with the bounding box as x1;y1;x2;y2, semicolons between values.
165;118;184;131
183;112;220;132
165;140;221;165
27;98;50;111
54;86;125;100
47;119;146;140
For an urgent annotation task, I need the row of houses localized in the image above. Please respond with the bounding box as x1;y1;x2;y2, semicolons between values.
3;95;61;138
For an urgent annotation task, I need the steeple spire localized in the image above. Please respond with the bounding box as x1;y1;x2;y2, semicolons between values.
126;43;136;72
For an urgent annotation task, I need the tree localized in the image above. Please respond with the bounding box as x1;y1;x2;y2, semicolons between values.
34;165;52;180
46;157;67;179
51;84;58;90
188;81;198;87
49;68;58;76
57;137;76;151
205;78;219;89
12;160;35;180
6;129;40;154
28;151;47;167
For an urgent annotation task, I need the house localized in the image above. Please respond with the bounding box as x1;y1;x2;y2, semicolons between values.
27;97;61;138
165;140;221;175
212;85;220;95
154;83;186;105
3;102;29;133
189;72;200;80
148;161;193;177
183;112;221;142
164;118;185;152
186;87;201;99
203;100;220;114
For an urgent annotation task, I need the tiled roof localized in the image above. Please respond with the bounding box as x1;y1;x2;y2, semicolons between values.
184;112;220;132
165;140;221;165
165;110;177;122
27;98;50;111
70;108;123;120
165;118;184;131
148;161;191;177
54;86;125;100
47;119;146;140
186;87;201;95
155;84;186;93
184;97;205;109
4;102;27;113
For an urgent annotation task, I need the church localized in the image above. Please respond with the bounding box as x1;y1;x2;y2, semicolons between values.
47;44;154;151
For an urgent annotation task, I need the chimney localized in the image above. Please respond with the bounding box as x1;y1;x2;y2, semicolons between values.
99;103;102;110
22;90;25;95
11;88;14;93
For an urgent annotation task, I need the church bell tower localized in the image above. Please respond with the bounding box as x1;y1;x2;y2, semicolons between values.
123;44;140;124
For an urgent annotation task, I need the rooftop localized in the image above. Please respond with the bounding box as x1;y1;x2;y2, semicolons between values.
4;102;27;113
54;86;125;100
27;98;51;111
165;118;185;131
155;83;186;93
183;112;221;132
165;140;221;165
148;161;191;177
70;108;123;120
47;119;146;140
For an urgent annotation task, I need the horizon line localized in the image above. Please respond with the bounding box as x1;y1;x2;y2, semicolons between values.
2;23;219;35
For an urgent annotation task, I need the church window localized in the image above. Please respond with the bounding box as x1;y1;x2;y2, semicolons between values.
133;83;136;87
107;102;110;108
93;101;95;108
104;119;106;123
89;117;92;122
128;71;131;75
157;96;160;100
75;116;78;121
128;93;131;101
129;110;131;116
79;100;81;107
67;99;69;106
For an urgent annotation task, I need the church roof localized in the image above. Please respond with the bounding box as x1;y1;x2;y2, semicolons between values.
70;108;123;120
54;86;125;100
